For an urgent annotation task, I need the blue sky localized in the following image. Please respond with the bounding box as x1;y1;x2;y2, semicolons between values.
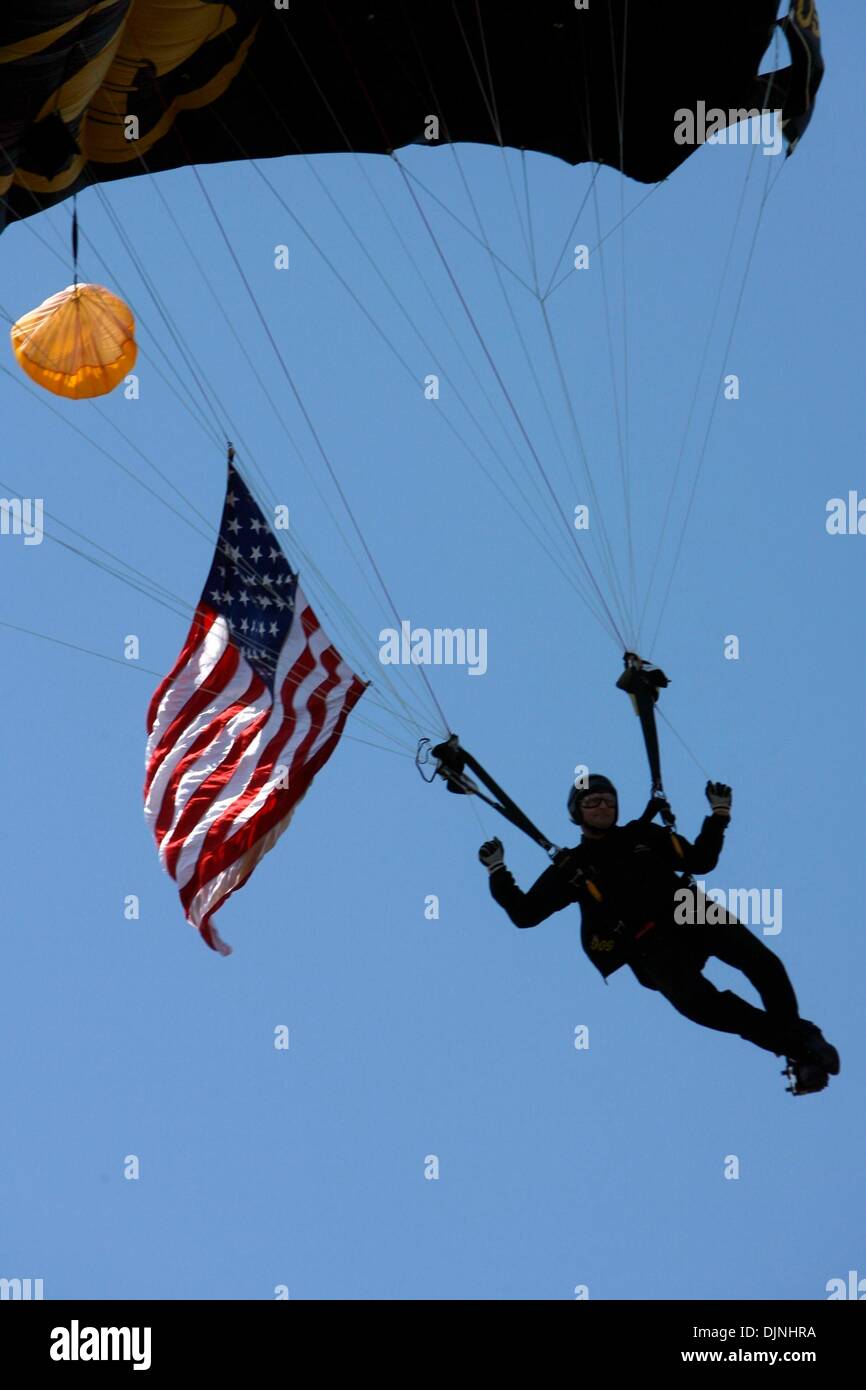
1;6;863;1300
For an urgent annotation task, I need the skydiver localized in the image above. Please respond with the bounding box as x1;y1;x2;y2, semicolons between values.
479;775;840;1095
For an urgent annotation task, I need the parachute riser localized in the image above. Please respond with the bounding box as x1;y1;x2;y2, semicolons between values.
417;734;561;860
616;651;681;835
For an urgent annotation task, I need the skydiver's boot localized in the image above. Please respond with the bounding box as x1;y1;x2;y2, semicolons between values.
781;1019;839;1096
786;1019;840;1075
783;1059;830;1096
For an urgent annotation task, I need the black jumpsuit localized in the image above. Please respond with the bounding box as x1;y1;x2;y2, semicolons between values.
488;814;802;1058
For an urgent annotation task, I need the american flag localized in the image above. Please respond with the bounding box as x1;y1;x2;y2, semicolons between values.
144;459;367;955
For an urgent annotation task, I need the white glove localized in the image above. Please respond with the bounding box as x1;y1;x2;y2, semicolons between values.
479;837;505;873
706;781;732;818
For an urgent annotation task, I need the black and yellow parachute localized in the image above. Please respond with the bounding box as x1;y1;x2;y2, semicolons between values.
1;1;823;230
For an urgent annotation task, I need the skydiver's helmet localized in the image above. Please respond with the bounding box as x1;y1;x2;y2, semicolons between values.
568;774;618;826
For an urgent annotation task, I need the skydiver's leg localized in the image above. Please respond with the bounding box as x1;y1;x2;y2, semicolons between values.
629;939;796;1057
699;920;800;1022
701;921;839;1073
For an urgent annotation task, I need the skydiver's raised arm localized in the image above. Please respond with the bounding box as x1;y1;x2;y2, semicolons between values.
666;781;733;874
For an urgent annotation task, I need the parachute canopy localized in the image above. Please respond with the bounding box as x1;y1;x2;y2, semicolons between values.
1;2;822;229
10;282;137;399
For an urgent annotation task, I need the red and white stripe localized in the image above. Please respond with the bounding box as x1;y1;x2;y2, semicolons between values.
144;586;366;954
